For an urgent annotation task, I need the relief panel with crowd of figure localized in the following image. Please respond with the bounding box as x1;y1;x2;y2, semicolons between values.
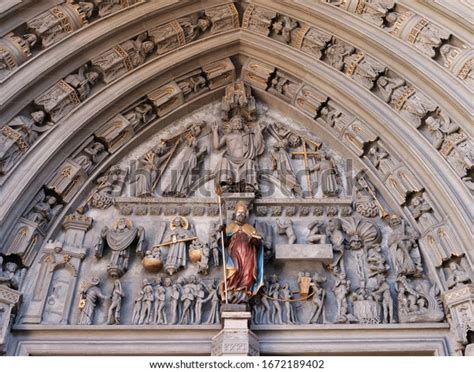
11;80;471;333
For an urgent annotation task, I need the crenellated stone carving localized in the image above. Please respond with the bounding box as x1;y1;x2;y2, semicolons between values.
0;33;37;78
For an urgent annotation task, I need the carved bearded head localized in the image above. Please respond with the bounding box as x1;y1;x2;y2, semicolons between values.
229;115;244;131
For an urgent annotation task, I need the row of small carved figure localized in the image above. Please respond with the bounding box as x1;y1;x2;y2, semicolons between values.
78;275;221;326
0;0;140;77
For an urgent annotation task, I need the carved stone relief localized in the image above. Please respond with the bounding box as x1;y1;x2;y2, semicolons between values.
325;1;470;85
13;81;449;334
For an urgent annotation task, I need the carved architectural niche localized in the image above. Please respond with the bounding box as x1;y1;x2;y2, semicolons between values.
26;2;94;49
295;26;332;59
385;166;423;205
422;225;465;271
326;0;395;27
242;4;277;36
148;4;237;56
20;214;92;325
94;0;140;17
5;192;62;267
447;50;473;85
268;69;301;103
293;84;328;119
343;52;386;89
91;33;155;84
0;32;37;79
70;137;107;175
204;3;239;33
147;82;184;117
34;65;99;123
364;140;398;177
324;39;355;71
202;57;235;90
405;191;440;233
0;286;21;355
241;58;275;90
46;159;88;203
0;111;53;176
387;11;450;58
148;20;186;55
341;119;378;156
389;85;437;128
94;114;135;153
269;14;300;45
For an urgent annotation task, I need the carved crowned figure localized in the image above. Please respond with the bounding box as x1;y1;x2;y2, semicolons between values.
222;201;264;303
94;217;145;277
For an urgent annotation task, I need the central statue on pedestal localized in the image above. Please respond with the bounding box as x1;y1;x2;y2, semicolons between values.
221;201;264;303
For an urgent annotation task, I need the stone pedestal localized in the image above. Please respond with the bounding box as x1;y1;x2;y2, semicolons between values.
211;304;259;356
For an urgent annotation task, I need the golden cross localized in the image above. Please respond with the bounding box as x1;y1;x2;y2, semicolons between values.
291;140;320;197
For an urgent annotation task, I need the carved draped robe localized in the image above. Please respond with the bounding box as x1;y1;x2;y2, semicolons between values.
215;129;264;191
106;225;138;273
224;222;264;303
164;227;192;275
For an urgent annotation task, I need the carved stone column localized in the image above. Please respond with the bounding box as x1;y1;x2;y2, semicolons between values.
211;304;259;356
443;284;474;355
0;286;21;355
